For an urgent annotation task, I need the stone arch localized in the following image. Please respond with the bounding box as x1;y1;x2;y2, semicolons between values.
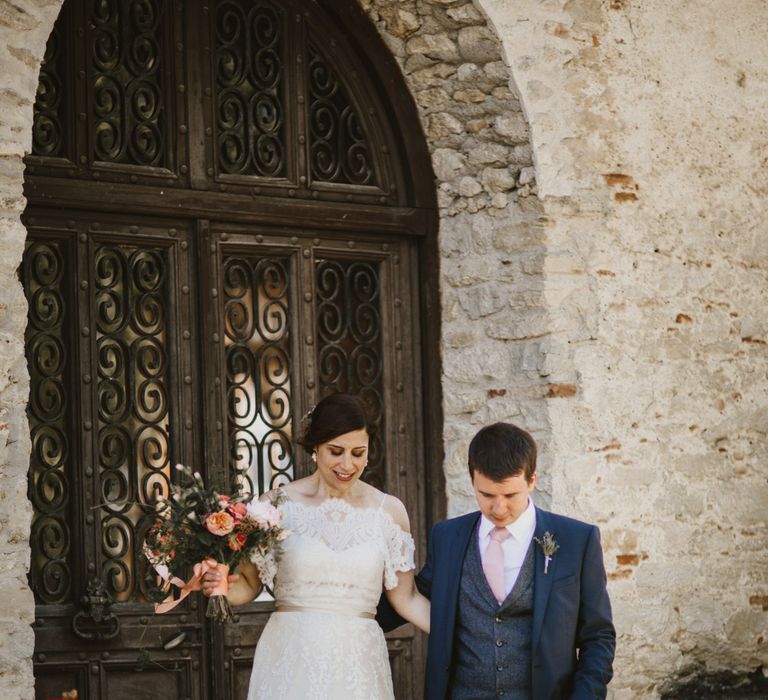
0;1;68;697
358;0;559;511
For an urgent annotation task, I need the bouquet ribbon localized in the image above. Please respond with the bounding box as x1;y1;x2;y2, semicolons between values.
155;558;230;614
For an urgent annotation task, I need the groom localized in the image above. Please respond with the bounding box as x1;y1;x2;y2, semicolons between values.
379;422;615;699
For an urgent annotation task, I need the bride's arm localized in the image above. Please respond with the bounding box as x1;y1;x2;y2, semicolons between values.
201;559;262;606
385;569;430;633
382;496;430;634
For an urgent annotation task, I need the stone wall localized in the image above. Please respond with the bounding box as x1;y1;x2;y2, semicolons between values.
368;0;768;696
438;0;767;696
360;0;552;510
0;2;65;699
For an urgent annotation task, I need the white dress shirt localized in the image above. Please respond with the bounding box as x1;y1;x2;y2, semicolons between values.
478;499;537;598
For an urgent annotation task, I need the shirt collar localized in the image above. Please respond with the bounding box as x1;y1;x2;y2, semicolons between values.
479;498;536;543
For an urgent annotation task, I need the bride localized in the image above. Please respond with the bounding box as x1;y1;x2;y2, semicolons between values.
201;392;430;699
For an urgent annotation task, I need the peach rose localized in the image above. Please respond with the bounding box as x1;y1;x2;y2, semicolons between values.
205;511;235;536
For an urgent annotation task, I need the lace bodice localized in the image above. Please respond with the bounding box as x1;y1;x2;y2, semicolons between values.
251;495;415;616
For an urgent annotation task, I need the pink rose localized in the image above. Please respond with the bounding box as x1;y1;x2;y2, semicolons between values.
246;500;282;528
205;511;235;536
227;502;247;521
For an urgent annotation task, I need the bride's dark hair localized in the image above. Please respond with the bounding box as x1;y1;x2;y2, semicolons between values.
296;393;377;454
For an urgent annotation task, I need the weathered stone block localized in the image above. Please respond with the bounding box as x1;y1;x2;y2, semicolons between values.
377;5;421;37
457;282;506;319
493;113;529;144
481;166;516;193
427;111;464;140
457;25;501;64
452;87;486;103
446;4;483;25
431;147;467;181
457;175;482;197
406;32;460;62
467;142;508;166
456;62;481;82
415;86;450;107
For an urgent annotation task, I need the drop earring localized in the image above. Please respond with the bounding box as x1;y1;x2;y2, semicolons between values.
311;452;317;463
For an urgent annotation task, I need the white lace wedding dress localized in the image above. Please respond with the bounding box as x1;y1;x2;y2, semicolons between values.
247;493;415;700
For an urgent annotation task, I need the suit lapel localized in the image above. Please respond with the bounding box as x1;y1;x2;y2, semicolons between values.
531;507;558;654
444;511;480;597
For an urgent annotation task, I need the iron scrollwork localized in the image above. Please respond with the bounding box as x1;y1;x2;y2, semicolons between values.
94;244;171;602
72;577;120;640
90;0;167;167
29;0;400;205
215;0;286;178
308;44;374;186
23;241;73;605
315;260;386;489
32;11;68;159
223;255;293;496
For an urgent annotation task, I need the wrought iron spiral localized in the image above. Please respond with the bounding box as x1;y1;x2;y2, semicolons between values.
315;259;386;490
32;10;68;158
308;45;374;186
215;0;285;177
90;0;166;167
223;255;293;496
94;243;171;601
24;241;73;604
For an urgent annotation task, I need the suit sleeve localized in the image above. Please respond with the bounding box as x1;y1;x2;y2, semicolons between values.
569;526;616;700
375;523;436;632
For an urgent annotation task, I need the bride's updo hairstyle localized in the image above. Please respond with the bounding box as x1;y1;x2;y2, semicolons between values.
297;393;377;454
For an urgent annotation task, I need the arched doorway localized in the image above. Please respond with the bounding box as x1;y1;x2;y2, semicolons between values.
22;0;440;697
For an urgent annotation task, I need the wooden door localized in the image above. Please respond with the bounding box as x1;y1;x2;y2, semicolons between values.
199;223;426;697
23;1;440;698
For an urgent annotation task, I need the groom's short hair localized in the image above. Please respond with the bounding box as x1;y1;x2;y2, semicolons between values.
468;422;537;483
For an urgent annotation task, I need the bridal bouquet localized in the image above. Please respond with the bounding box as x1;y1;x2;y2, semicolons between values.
144;464;286;622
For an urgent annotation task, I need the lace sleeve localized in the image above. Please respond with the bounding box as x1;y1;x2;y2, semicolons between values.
383;522;416;590
250;547;278;591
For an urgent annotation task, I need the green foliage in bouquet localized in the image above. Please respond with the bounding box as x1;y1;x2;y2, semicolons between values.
143;464;286;620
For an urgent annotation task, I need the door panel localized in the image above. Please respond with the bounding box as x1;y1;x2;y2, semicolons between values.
203;223;425;697
25;213;425;699
24;211;207;700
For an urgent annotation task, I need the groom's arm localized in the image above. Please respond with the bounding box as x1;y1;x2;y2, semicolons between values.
376;523;436;631
569;526;616;700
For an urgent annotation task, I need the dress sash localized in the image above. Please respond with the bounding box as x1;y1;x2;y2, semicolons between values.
276;604;375;620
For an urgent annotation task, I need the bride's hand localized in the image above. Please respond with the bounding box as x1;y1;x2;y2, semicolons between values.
201;569;240;597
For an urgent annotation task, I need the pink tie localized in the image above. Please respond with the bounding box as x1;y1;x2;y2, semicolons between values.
483;526;511;604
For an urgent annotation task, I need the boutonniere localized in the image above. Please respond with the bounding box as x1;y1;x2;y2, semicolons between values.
533;531;559;575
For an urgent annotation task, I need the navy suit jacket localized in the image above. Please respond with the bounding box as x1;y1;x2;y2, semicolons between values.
379;507;616;700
